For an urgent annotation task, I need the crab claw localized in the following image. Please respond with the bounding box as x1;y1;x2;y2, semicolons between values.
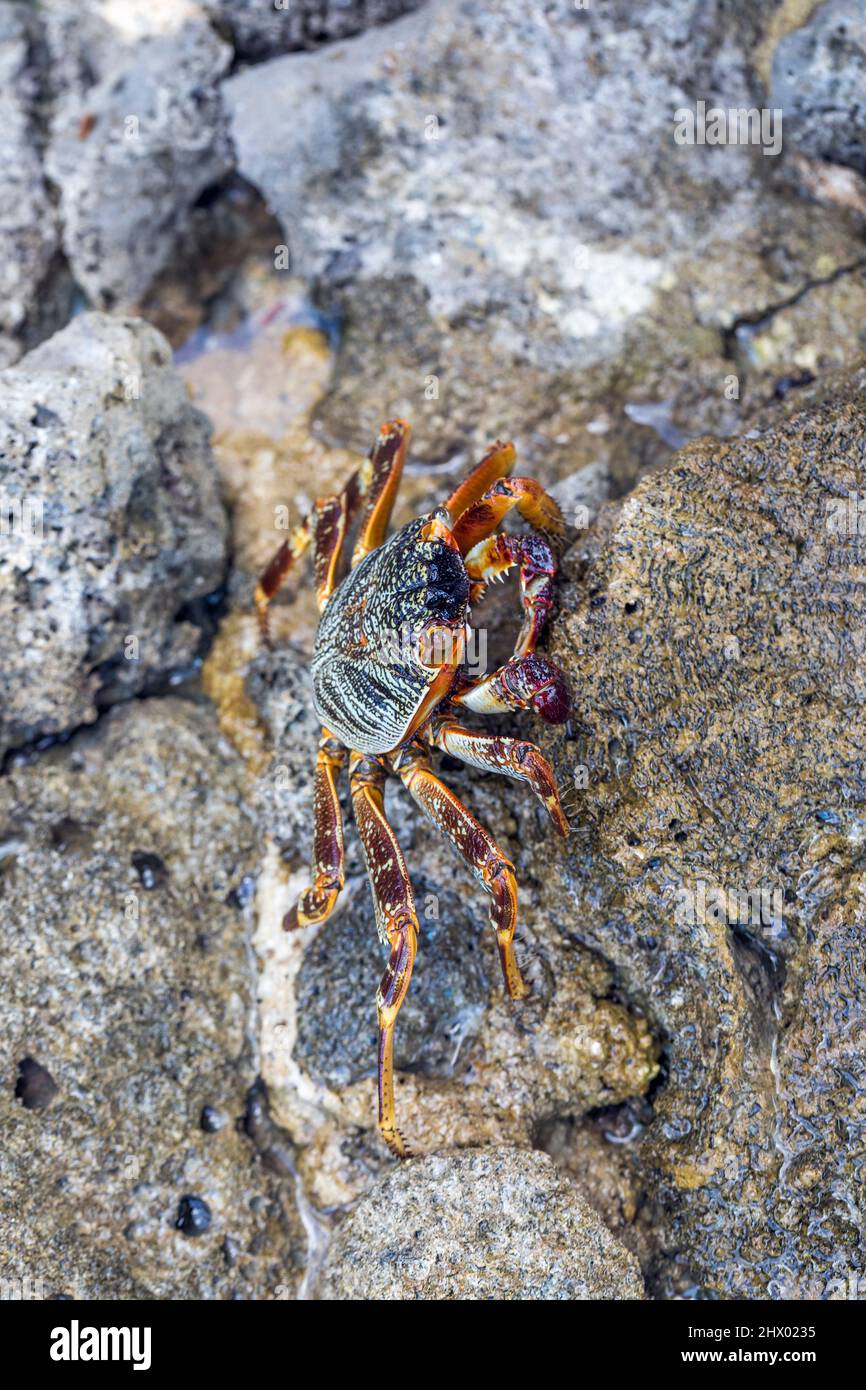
500;653;572;724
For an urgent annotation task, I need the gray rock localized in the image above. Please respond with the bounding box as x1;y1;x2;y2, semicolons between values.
541;366;866;1296
0;4;70;367
223;0;860;489
550;462;611;531
294;879;491;1088
318;1147;645;1299
0;312;227;759
0;699;305;1299
771;1;866;176
203;0;427;62
44;5;233;309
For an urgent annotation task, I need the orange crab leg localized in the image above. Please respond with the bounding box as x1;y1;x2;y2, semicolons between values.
452;477;564;555
349;752;419;1159
284;730;347;929
395;745;529;1000
351;419;412;567
427;716;570;837
444;439;516;521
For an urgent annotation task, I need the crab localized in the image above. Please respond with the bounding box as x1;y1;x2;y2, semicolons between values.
254;420;571;1157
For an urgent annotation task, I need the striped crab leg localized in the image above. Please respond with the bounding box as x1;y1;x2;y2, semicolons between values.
426;716;570;837
254;419;412;642
349;751;419;1160
393;742;529;1001
283;730;347;930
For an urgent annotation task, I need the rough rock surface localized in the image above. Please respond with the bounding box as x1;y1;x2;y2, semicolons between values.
223;0;866;489
203;0;427;62
772;0;866;176
318;1148;645;1300
0;4;69;368
0;313;227;759
0;699;305;1299
196;596;658;1210
44;1;234;310
536;366;866;1297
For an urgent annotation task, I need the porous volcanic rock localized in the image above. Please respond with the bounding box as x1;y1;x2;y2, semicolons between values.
318;1147;645;1300
0;312;227;759
0;699;305;1299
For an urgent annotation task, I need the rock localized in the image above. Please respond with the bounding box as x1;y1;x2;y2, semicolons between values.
0;699;305;1299
0;312;227;760
771;0;866;176
44;1;233;310
537;366;866;1296
203;0;427;63
242;670;658;1206
223;0;866;491
550;462;611;532
0;4;70;367
318;1148;645;1299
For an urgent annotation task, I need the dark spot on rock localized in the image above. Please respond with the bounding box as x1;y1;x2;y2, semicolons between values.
33;403;61;428
774;370;815;399
222;1235;239;1267
176;1195;212;1237
132;851;168;889
15;1057;59;1110
240;1077;270;1142
439;754;464;774
200;1105;225;1133
49;817;94;855
224;873;256;909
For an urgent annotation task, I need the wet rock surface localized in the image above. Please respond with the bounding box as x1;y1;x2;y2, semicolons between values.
318;1148;645;1300
0;699;305;1299
536;367;866;1297
0;312;227;759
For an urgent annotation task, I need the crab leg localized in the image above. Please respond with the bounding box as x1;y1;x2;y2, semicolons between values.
255;419;412;641
254;515;313;646
394;745;529;1001
254;491;352;642
452;477;564;555
427;716;570;837
453;651;571;726
283;730;348;929
443;439;516;521
349;752;419;1159
350;419;412;567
